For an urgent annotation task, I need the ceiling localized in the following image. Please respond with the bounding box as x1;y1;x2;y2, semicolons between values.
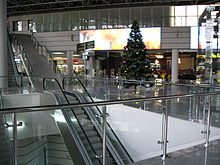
7;0;220;16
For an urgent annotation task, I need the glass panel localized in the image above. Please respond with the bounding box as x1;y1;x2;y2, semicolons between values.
89;10;99;29
110;9;119;28
53;13;61;31
131;8;141;23
175;6;186;17
198;5;207;16
186;17;198;26
120;8;131;27
186;5;198;17
209;92;220;141
153;6;163;18
100;10;109;29
141;7;152;27
108;102;162;163
167;96;205;154
79;11;89;30
71;12;79;30
15;110;74;165
175;16;186;26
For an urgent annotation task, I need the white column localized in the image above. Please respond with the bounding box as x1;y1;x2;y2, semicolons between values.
0;0;8;88
67;51;73;76
171;49;179;83
89;55;95;77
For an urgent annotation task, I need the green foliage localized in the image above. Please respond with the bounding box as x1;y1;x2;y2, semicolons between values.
121;20;151;80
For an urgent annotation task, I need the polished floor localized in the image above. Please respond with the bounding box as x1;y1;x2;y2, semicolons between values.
131;139;220;165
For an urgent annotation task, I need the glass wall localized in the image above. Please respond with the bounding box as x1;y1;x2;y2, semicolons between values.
33;5;208;32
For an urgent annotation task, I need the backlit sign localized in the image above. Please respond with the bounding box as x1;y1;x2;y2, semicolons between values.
80;27;161;50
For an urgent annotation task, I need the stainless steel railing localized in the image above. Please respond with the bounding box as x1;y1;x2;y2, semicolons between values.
0;89;218;165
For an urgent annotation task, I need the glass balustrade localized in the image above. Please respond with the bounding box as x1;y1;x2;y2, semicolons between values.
1;76;220;165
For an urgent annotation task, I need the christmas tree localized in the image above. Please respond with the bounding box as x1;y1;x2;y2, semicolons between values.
121;20;151;80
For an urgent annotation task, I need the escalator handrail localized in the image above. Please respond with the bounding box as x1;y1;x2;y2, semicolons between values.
42;77;102;164
62;76;134;163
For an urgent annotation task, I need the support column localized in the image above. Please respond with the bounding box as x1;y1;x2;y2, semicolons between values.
171;49;179;83
0;0;8;88
88;52;95;77
67;51;73;76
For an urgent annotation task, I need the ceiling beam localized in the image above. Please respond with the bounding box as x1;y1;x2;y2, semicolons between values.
7;0;219;16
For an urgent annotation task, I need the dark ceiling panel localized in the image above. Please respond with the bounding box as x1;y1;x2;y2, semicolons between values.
7;0;219;16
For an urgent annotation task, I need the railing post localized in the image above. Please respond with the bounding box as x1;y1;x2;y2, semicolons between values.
102;105;107;165
204;95;211;147
158;100;168;160
13;113;18;165
195;85;199;122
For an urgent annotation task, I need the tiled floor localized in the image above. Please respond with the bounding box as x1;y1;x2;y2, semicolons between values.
130;139;220;165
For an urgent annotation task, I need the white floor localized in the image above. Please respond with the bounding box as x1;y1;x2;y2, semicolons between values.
106;104;220;162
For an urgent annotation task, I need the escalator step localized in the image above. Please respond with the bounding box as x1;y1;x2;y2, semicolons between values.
91;158;101;165
79;130;98;137
82;136;101;144
73;109;85;115
85;143;102;151
78;125;95;132
77;114;88;120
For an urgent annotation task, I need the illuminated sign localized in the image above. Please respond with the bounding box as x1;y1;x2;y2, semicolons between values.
77;41;95;54
190;27;220;49
77;43;85;54
85;41;95;49
80;27;161;50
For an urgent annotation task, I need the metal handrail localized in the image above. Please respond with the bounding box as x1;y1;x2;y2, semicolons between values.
0;91;218;114
43;77;102;164
62;76;134;163
81;76;220;89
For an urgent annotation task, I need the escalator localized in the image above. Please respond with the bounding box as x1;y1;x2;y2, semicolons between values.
7;32;21;87
44;78;133;165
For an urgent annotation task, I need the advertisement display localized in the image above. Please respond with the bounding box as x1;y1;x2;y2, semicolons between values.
190;27;220;49
80;27;161;50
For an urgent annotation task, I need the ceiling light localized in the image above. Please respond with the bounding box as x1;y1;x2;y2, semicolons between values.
52;52;64;55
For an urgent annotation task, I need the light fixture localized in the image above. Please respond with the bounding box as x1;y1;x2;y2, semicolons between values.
4;122;23;128
155;55;164;59
155;59;159;64
52;52;64;55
